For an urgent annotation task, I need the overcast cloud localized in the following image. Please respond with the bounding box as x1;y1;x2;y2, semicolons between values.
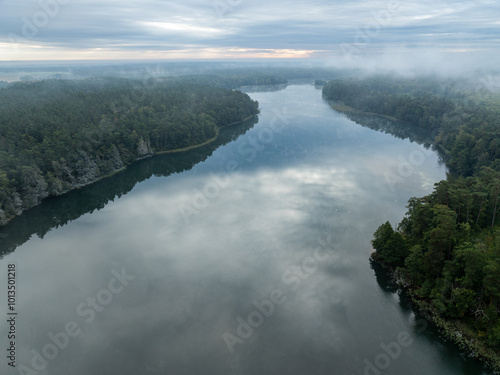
0;0;499;70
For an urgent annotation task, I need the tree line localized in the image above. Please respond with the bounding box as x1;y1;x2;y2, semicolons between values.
323;77;500;176
0;77;259;225
373;167;500;350
323;77;500;353
163;73;288;89
0;118;257;257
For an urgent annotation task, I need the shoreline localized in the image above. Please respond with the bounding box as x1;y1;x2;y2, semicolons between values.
329;101;409;124
0;113;258;228
156;114;257;155
330;100;461;179
371;253;500;373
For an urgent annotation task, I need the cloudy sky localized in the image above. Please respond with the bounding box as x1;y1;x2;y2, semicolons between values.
0;0;499;65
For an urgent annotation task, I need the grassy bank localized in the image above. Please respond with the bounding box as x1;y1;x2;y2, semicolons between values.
156;114;256;155
329;101;409;124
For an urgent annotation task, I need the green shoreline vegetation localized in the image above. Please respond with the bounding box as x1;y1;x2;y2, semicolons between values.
329;101;408;124
29;113;257;207
324;77;500;372
0;77;261;226
156;114;257;155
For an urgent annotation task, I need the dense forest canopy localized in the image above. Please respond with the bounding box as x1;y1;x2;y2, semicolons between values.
323;77;500;176
163;73;287;89
373;168;500;352
0;117;258;257
328;77;500;357
0;77;259;225
0;62;349;84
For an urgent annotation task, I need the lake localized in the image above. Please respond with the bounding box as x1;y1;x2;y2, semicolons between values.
0;84;493;375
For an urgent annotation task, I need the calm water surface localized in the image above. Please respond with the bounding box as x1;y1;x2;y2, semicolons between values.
0;85;493;374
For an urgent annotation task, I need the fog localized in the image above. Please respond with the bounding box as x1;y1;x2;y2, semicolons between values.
0;57;499;91
0;0;499;83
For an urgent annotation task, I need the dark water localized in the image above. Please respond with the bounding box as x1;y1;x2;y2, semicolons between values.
0;85;493;375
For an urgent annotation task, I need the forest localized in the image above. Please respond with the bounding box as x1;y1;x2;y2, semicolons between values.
163;73;288;89
324;77;500;362
323;77;500;175
0;77;259;226
372;169;500;349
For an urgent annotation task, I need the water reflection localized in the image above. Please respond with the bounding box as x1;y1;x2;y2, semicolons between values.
240;84;288;93
0;117;258;257
331;108;439;149
0;85;491;375
370;258;400;294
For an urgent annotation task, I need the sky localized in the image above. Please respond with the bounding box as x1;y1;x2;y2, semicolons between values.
0;0;499;69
